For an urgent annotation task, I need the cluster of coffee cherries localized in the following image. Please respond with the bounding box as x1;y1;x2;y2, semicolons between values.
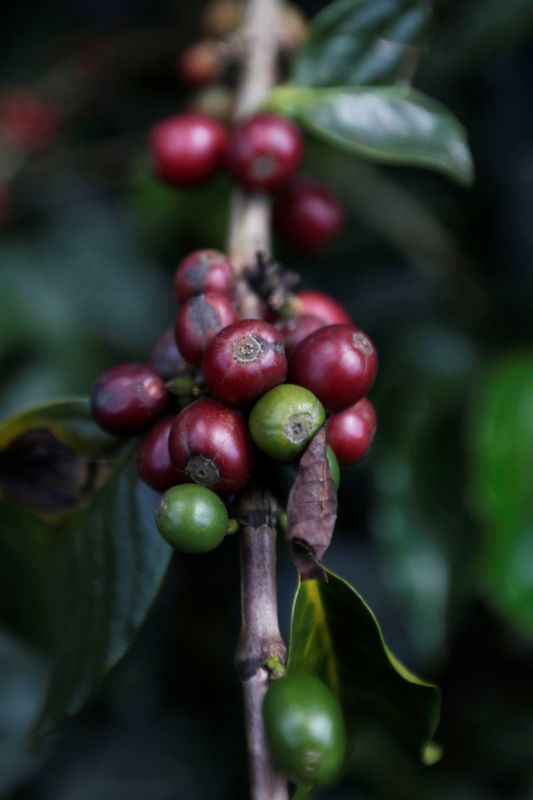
90;243;377;555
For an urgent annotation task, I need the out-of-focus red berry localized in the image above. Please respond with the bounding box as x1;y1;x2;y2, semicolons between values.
326;398;377;466
292;290;352;325
149;112;228;186
275;314;324;358
274;177;343;253
0;89;59;152
174;249;234;304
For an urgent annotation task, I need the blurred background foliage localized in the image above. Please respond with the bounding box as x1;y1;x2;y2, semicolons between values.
0;0;532;798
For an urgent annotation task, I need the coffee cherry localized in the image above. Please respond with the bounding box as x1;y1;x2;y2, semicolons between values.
0;89;59;152
249;384;325;461
137;416;181;492
91;363;170;434
263;673;346;785
293;290;351;325
156;484;228;553
150;328;191;381
168;398;253;493
326;398;377;466
275;314;324;358
225;113;303;192
203;319;287;406
288;324;377;413
174;249;234;304
274;177;343;253
149;112;228;186
175;292;237;366
177;40;222;87
326;445;341;490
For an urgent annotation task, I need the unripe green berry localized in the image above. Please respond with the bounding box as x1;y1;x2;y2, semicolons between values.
326;445;340;490
249;384;325;461
155;484;228;553
263;673;346;784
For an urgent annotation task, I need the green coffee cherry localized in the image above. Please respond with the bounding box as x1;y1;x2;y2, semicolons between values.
155;483;228;553
326;445;340;490
249;384;325;462
263;673;346;785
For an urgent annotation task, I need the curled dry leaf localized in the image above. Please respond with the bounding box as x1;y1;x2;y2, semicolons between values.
286;428;337;580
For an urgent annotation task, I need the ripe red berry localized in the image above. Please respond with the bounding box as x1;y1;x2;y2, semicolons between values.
275;314;324;358
150;328;191;381
326;398;377;466
137;416;182;492
293;290;351;325
174;249;234;304
203;319;287;406
288;325;377;412
174;292;237;366
168;398;253;493
177;40;222;87
91;363;170;434
225;113;303;191
274;177;343;253
0;89;59;152
149;112;228;186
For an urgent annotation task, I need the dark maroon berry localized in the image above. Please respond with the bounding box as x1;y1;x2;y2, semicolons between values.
274;177;343;253
293;290;351;325
326;398;377;466
174;249;234;304
150;328;191;381
137;416;182;491
168;398;253;493
149;112;228;186
202;319;287;406
91;363;170;434
288;325;377;412
174;292;237;366
225;113;303;191
275;314;324;358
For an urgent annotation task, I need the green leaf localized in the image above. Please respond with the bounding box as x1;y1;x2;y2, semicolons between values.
0;399;172;735
468;354;533;635
287;569;440;767
265;85;474;185
292;0;431;88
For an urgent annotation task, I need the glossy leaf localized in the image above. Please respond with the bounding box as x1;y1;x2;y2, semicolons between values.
292;0;431;88
265;85;473;185
468;354;533;635
288;569;440;767
0;399;172;735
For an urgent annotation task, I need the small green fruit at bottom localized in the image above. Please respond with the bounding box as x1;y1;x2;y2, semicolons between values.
249;384;325;461
155;484;228;553
263;673;346;785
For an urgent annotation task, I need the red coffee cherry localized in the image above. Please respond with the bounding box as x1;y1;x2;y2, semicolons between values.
150;328;191;381
275;314;324;358
177;40;222;87
326;398;377;466
288;324;377;412
273;177;343;253
174;249;234;304
203;319;287;406
225;113;304;191
175;292;237;366
0;89;59;152
149;112;228;186
91;363;170;434
137;416;182;492
293;290;351;325
168;397;253;493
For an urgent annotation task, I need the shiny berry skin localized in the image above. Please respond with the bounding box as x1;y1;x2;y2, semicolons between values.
149;112;228;186
150;328;190;381
137;416;182;492
168;398;253;494
274;177;343;253
293;290;351;325
249;384;325;462
156;484;228;553
289;325;377;413
174;291;237;366
177;40;222;87
275;314;324;358
91;363;170;434
225;113;304;192
263;673;346;785
326;397;377;466
174;249;234;304
203;319;287;407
